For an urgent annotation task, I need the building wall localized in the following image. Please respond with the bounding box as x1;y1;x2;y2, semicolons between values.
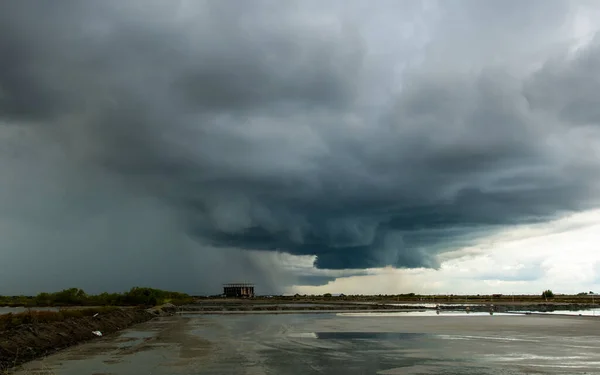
223;286;255;298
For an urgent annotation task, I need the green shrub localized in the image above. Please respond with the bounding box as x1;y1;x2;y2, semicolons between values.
541;290;554;299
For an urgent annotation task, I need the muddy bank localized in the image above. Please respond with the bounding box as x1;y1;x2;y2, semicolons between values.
0;307;172;371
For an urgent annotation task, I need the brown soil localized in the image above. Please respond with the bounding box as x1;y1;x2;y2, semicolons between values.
0;308;155;371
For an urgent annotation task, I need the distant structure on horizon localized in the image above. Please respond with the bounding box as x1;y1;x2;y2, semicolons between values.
223;283;255;298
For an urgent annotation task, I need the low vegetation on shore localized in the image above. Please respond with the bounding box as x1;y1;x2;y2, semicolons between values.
0;287;194;308
251;291;597;304
0;307;120;331
2;287;597;309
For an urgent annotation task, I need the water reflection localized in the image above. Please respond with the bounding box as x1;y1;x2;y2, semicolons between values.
337;311;517;317
315;332;427;340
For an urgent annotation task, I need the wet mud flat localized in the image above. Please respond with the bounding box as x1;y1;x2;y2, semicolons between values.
11;312;600;375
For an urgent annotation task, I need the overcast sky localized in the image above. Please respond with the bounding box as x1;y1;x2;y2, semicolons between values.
1;0;600;296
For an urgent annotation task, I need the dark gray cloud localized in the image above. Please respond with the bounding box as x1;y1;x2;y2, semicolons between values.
525;34;600;125
1;0;600;293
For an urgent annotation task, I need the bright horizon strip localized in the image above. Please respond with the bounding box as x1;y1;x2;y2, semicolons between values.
289;209;600;295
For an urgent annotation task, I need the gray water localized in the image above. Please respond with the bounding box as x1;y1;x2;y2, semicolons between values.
13;313;600;374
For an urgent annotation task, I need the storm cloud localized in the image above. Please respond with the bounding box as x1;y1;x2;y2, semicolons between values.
1;1;600;293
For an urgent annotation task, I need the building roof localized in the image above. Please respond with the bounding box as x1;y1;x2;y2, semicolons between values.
223;283;254;287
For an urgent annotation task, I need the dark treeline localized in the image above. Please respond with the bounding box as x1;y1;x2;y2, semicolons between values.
0;287;194;307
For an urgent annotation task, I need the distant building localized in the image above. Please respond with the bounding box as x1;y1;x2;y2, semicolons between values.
223;283;255;298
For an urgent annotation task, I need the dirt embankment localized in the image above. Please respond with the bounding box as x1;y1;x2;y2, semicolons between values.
0;306;173;371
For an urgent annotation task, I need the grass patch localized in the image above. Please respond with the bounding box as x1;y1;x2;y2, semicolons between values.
0;287;194;308
0;307;120;331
